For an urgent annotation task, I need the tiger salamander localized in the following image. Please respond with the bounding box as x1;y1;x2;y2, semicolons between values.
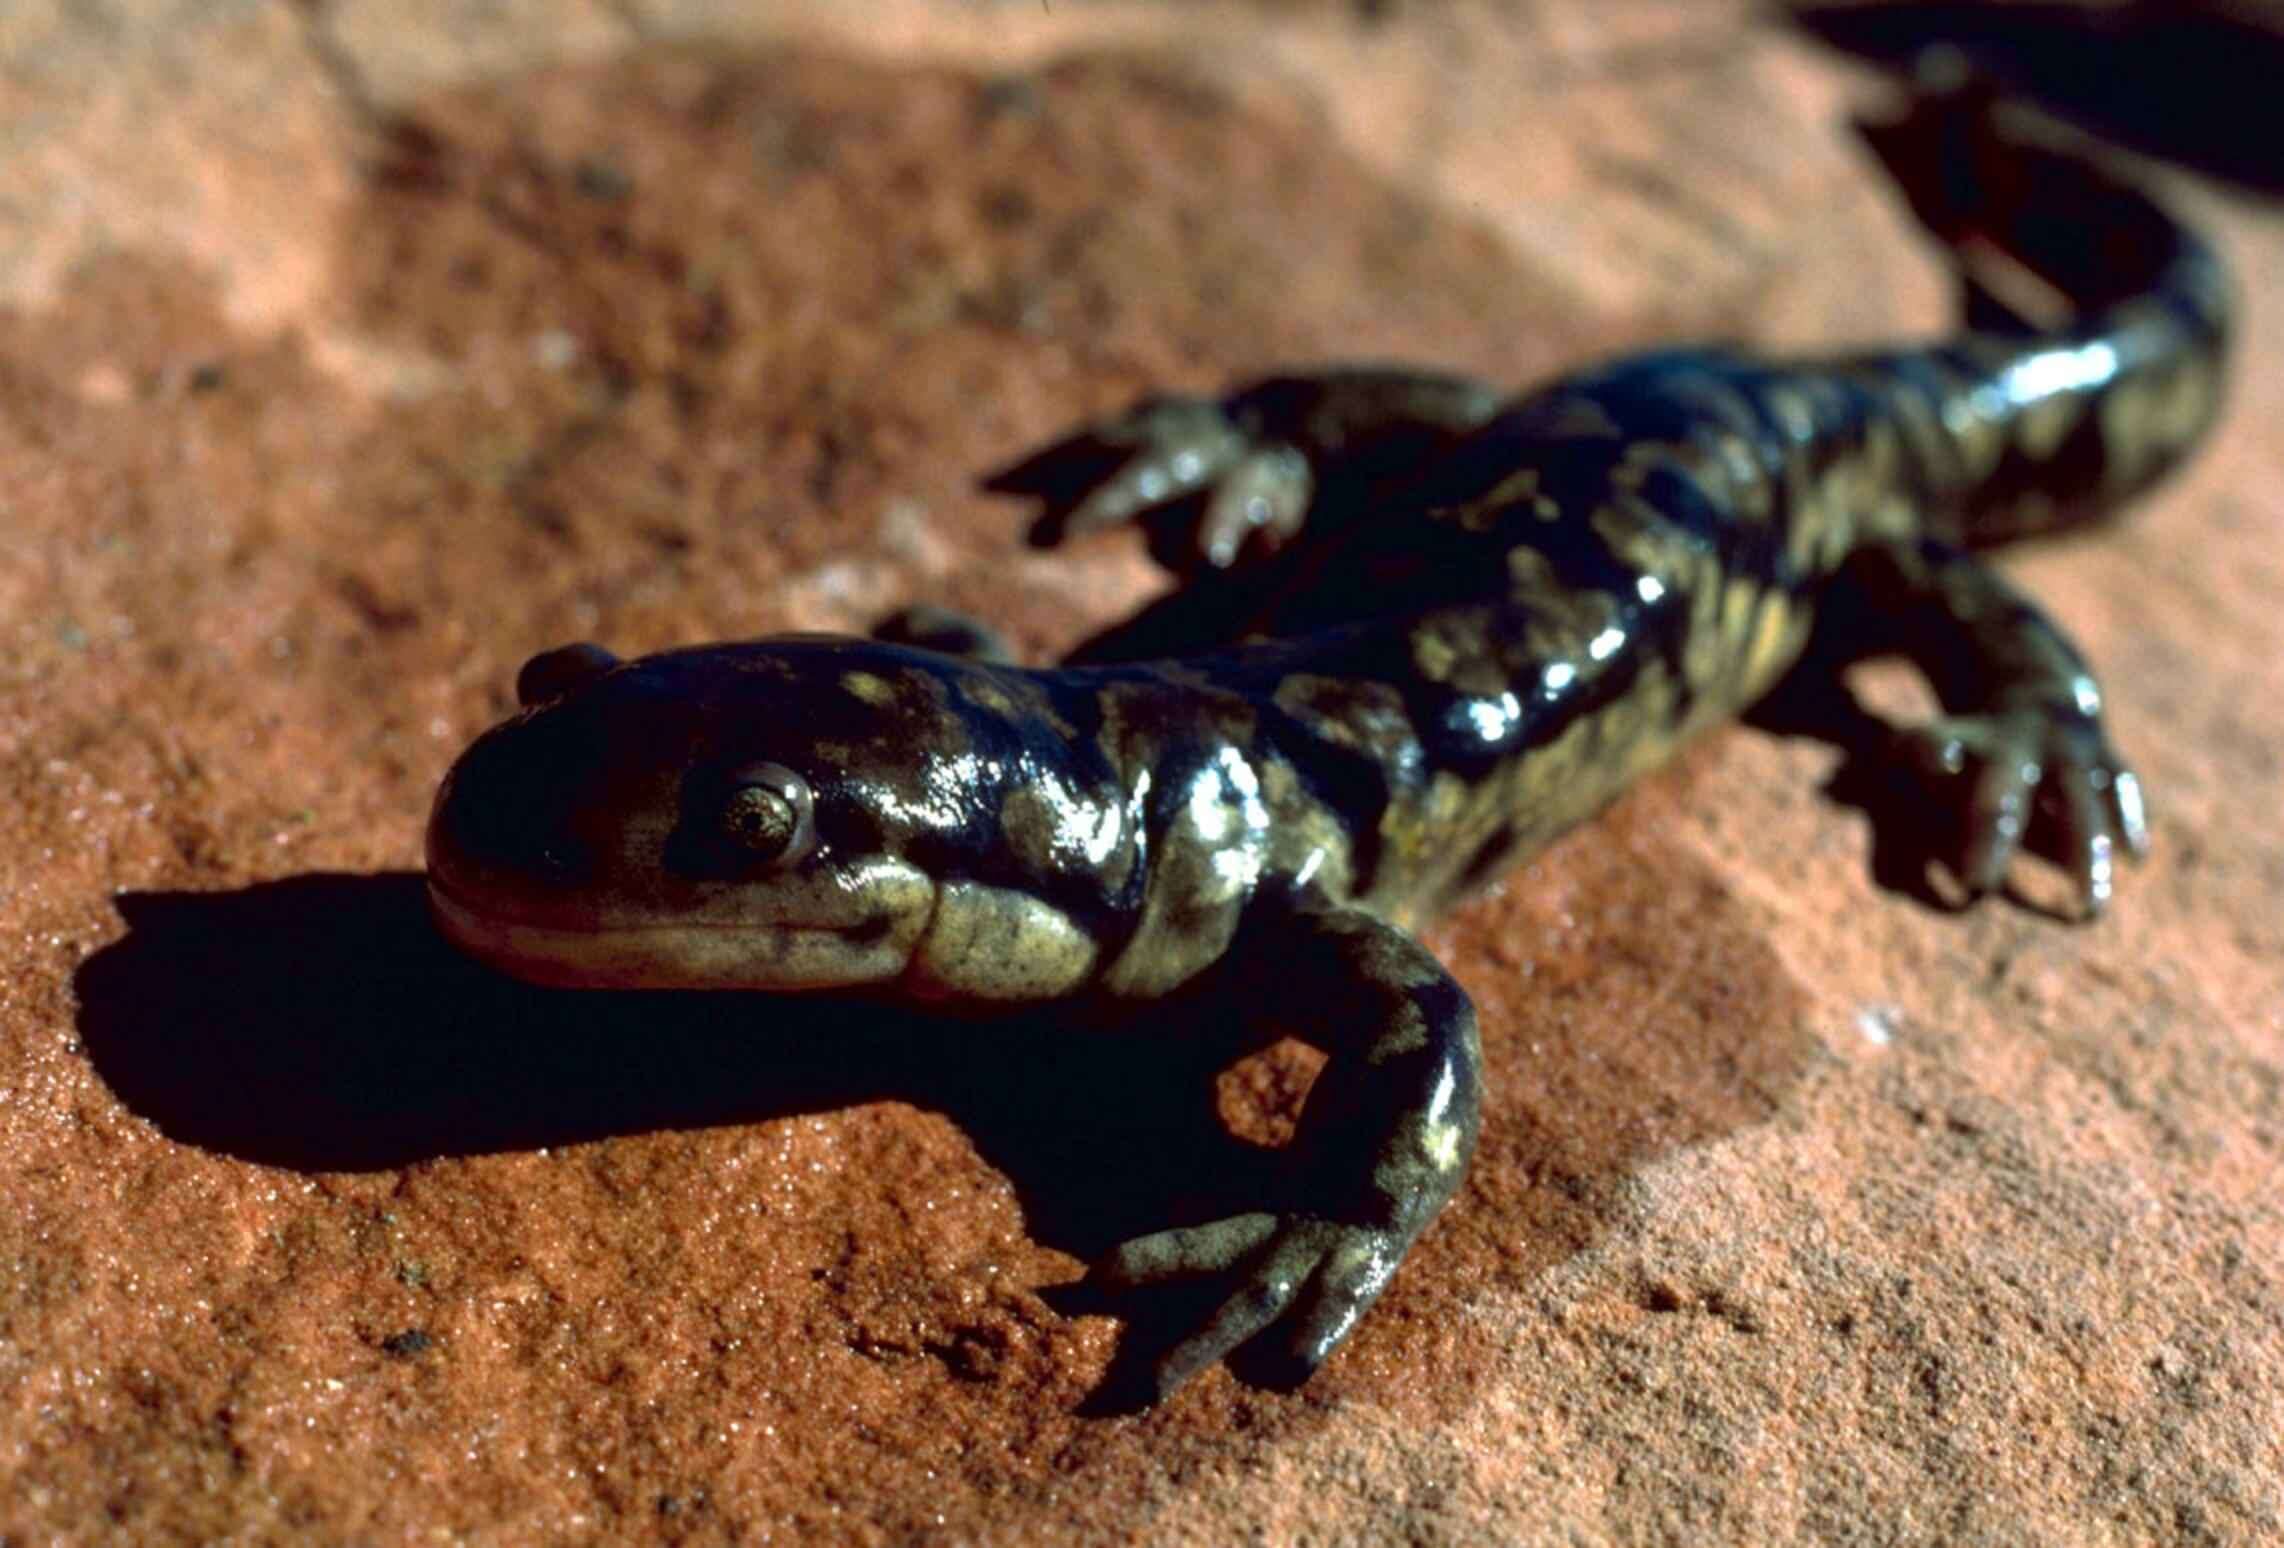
426;89;2230;1402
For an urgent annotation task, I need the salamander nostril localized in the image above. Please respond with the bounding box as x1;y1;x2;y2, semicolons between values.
532;838;591;885
517;642;622;708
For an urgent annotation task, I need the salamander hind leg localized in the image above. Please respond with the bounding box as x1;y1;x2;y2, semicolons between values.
1848;537;2150;916
1093;900;1481;1402
986;368;1500;575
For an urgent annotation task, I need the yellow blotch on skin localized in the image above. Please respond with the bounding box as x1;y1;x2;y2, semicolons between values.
959;676;1019;720
841;670;896;706
2017;393;2081;461
910;882;1099;1001
1410;627;1458;685
1741;590;1808;699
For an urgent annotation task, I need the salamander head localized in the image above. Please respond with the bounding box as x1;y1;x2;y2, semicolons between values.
426;636;1130;997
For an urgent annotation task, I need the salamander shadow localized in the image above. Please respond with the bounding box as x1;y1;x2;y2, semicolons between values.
75;873;1272;1267
1789;0;2284;197
77;867;1818;1405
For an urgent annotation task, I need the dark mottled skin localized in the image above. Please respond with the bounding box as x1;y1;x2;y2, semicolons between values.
426;90;2229;1402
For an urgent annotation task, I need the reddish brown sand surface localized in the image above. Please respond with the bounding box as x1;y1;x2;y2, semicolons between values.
3;3;2280;1543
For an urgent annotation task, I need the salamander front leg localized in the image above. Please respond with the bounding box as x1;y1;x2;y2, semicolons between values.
987;368;1500;573
1095;903;1481;1400
1850;537;2150;914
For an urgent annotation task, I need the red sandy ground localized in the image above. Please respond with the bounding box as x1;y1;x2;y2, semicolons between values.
1;3;2279;1543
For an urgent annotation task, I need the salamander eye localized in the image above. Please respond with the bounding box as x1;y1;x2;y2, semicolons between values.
718;762;816;869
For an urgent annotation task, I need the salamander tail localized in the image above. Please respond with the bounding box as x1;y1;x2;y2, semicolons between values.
1852;60;2233;544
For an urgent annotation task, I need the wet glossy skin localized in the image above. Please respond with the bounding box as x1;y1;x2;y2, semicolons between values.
426;90;2230;1403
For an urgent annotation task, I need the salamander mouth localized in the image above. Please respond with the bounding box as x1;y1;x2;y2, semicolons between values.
424;872;932;991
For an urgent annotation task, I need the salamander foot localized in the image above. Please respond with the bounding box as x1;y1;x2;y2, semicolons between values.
986;394;1312;572
1896;703;2149;916
1093;1211;1407;1401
